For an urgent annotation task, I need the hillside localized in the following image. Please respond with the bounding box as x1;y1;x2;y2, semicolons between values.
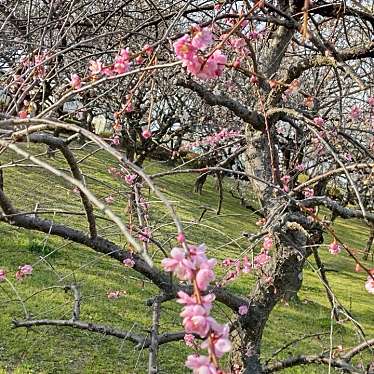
0;144;373;373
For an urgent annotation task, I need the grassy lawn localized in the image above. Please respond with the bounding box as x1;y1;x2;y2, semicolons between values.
0;144;373;373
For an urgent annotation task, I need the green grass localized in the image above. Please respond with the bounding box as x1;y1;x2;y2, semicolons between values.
0;144;373;373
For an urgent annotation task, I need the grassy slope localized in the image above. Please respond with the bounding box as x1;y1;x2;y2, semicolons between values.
0;144;373;373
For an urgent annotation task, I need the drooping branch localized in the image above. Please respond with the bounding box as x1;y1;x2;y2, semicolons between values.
12;318;146;345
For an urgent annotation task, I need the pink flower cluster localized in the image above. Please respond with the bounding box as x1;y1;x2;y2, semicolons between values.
139;227;152;243
15;264;33;280
350;105;361;120
104;195;115;204
123;258;135;268
1;265;33;281
107;290;126;299
162;243;231;373
329;241;341;255
173;26;227;80
221;237;273;285
21;52;49;78
280;175;291;192
108;166;137;186
313;117;325;127
185;129;241;150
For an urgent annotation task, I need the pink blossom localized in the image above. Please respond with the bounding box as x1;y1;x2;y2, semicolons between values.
184;333;196;348
214;3;222;11
189;245;216;272
119;48;130;60
113;49;131;74
281;175;290;192
200;50;227;80
304;96;315;109
281;175;290;184
263;236;273;250
232;59;241;68
18;110;28;119
222;258;233;267
113;58;130;75
191;26;213;50
254;251;271;268
295;163;305;172
111;135;120;146
177;232;186;243
303;187;314;198
89;59;102;75
368;97;374;107
101;66;114;76
72;186;80;195
107;291;122;299
177;291;215;313
313;117;325;127
124;174;137;185
241;19;249;28
242;256;252;273
212;336;232;358
288;79;300;93
142;128;152;139
0;269;6;282
161;247;194;281
19;265;33;275
248;30;261;41
16;264;33;280
174;34;196;60
124;95;134;113
202;323;231;358
230;37;246;51
139;227;152;242
365;273;374;294
196;266;215;291
350;105;361;120
181;304;213;337
135;56;144;64
143;44;154;55
185;355;217;374
329;241;341;255
256;218;266;226
250;74;259;85
104;195;114;204
70;73;81;89
174;31;227;80
123;258;135;268
238;305;248;315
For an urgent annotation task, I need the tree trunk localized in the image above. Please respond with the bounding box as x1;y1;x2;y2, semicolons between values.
232;127;323;373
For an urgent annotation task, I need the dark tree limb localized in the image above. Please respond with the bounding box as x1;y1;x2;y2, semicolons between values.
176;78;265;130
0;188;245;311
299;196;374;223
19;133;98;239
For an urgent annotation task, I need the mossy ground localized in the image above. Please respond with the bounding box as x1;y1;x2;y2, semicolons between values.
0;144;373;373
